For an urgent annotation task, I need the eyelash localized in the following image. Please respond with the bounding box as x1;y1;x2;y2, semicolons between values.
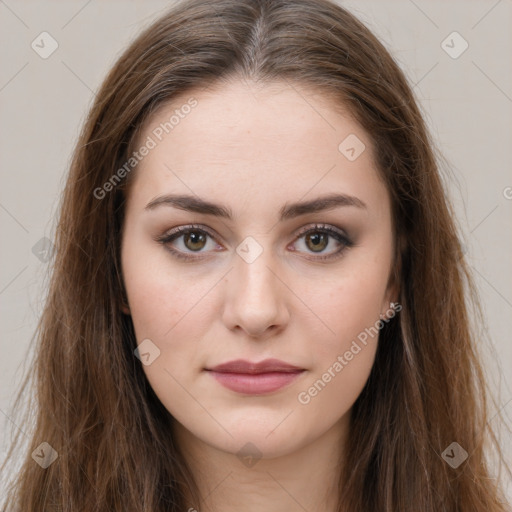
154;223;353;262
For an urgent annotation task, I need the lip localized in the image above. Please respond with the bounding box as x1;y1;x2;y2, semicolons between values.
205;359;305;395
207;358;303;374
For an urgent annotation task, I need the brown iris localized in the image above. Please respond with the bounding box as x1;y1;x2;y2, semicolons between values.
184;231;207;251
305;232;328;252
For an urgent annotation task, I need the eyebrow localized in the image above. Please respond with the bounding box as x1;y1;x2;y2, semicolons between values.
145;192;367;220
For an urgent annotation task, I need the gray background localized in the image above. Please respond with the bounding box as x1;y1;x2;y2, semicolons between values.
1;0;511;499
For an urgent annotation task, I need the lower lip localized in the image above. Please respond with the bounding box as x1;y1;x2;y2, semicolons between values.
207;370;304;394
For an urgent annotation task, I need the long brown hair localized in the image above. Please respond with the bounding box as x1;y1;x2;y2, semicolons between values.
2;0;510;510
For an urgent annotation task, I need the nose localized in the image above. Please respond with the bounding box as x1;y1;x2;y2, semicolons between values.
221;243;290;338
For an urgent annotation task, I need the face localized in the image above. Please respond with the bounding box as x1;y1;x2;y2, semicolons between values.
121;79;397;459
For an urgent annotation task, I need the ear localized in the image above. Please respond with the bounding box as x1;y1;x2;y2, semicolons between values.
380;232;404;319
380;285;399;320
119;278;131;315
120;292;131;315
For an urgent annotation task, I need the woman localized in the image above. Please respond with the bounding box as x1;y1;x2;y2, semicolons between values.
2;0;510;510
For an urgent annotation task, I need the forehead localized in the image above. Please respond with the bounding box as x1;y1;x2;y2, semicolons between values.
128;79;389;221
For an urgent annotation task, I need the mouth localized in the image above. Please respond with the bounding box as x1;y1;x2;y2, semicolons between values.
204;358;306;395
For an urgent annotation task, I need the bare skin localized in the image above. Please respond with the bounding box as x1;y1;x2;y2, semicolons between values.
121;78;398;512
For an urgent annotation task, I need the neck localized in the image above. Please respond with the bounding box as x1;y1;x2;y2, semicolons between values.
173;414;349;512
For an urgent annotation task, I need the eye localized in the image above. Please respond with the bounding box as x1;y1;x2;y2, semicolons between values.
291;223;353;261
155;223;353;262
155;225;221;261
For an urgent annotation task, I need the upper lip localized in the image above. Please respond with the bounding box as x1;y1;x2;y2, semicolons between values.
206;358;304;374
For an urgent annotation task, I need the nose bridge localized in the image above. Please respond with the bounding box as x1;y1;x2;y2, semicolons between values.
222;235;288;336
238;246;276;294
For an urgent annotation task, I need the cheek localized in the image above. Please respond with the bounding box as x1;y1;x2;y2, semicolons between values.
121;240;225;404
122;254;211;414
125;274;187;340
291;260;389;411
294;275;384;418
307;268;388;358
122;236;207;341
